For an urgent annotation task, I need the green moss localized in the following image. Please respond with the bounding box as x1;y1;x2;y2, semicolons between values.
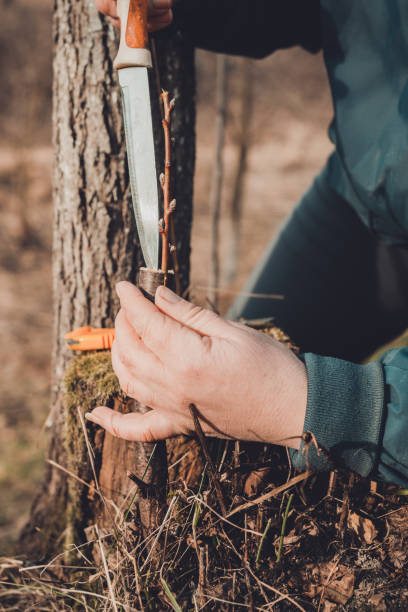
63;352;125;555
64;351;124;412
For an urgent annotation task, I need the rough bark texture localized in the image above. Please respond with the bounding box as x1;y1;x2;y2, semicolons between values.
20;1;195;559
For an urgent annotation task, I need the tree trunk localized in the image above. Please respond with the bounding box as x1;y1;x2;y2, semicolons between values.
20;1;195;560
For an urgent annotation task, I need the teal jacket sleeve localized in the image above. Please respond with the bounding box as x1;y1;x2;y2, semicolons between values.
172;0;322;58
291;349;408;487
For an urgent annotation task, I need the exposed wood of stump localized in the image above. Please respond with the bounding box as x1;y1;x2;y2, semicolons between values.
98;399;168;534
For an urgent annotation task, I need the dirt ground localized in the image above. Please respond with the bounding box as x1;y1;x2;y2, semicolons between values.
0;1;335;557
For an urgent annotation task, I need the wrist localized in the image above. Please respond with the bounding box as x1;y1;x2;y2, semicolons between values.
257;353;307;449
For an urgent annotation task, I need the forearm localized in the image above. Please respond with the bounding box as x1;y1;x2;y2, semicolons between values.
173;0;322;58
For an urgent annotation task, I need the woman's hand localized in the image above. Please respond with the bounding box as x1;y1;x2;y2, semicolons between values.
87;282;307;448
95;0;173;32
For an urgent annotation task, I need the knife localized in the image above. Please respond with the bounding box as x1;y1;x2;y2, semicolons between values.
114;0;159;274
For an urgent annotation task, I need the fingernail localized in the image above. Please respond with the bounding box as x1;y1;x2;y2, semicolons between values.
157;285;181;304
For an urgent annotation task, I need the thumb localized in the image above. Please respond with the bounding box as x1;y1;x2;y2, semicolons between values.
155;286;226;336
86;407;178;442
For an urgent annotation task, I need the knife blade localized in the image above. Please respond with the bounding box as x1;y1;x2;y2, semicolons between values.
114;0;159;271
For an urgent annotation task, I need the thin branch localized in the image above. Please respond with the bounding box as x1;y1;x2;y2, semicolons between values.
186;493;263;537
160;91;176;284
151;44;181;295
227;471;313;518
189;403;227;516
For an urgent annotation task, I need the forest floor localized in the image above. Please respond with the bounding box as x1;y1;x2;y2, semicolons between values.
2;1;408;610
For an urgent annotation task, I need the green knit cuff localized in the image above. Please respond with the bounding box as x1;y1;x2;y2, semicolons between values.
291;353;385;477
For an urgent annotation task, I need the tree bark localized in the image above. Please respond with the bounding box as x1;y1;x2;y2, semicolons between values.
20;1;195;559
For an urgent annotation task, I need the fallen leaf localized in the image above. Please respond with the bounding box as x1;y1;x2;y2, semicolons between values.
300;562;354;605
387;506;408;530
306;523;319;537
302;582;320;599
322;602;337;612
282;533;302;546
368;593;386;611
347;511;378;544
390;548;406;569
244;468;273;497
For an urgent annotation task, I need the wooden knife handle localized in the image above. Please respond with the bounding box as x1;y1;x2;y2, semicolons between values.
137;268;175;302
114;0;152;70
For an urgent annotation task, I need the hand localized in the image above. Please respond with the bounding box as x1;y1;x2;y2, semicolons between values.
87;282;307;448
95;0;173;32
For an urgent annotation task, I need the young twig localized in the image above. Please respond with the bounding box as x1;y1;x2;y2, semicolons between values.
159;91;176;285
151;43;181;295
189;403;228;516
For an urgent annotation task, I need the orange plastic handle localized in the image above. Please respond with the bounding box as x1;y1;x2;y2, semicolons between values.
126;0;149;50
65;327;115;351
